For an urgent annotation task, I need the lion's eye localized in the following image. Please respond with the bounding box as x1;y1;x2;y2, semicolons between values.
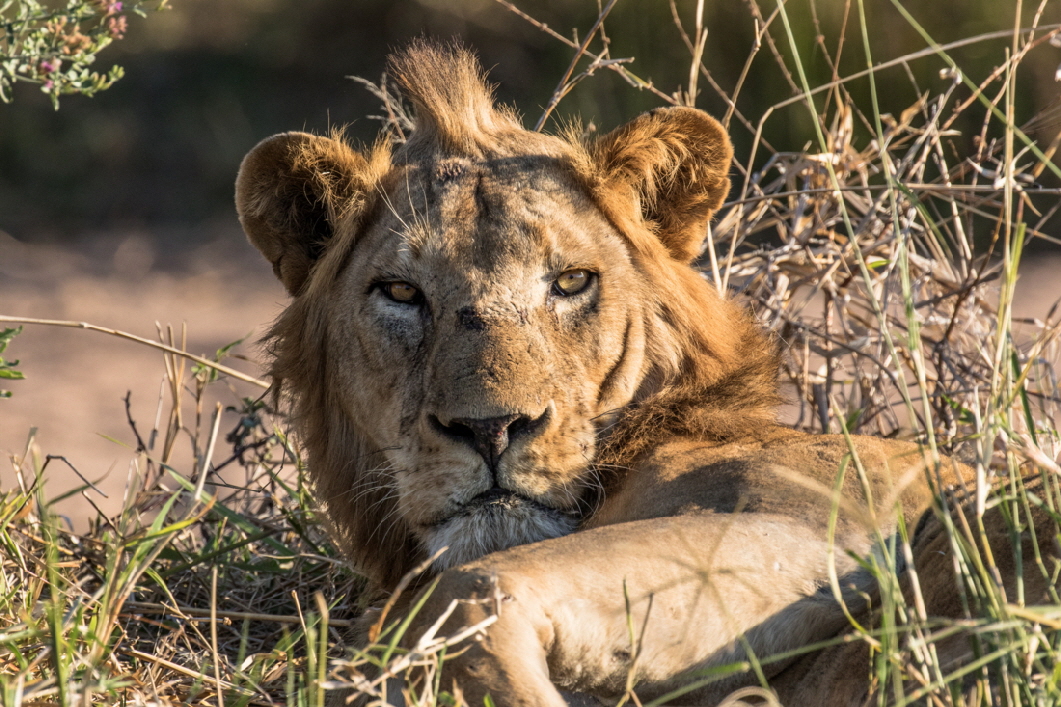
380;281;422;304
553;269;593;296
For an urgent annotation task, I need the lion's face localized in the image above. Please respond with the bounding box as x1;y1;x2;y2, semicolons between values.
327;157;647;567
235;45;736;586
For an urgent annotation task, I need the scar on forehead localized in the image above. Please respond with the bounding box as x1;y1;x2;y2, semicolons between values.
434;159;467;183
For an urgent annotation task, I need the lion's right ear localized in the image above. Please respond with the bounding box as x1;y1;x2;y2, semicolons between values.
236;132;373;295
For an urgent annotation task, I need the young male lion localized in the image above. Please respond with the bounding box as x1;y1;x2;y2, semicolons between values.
235;43;1058;706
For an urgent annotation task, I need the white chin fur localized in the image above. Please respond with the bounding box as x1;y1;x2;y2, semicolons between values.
425;502;577;572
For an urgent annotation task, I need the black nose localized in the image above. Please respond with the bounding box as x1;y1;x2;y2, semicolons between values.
431;412;547;470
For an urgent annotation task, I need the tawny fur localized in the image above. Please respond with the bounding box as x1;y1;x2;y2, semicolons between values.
236;43;1058;706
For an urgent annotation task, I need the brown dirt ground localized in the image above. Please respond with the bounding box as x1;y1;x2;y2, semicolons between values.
0;229;286;526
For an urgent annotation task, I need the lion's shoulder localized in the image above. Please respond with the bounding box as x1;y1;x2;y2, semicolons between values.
589;431;966;533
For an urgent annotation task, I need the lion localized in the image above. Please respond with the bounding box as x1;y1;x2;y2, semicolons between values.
235;43;1059;706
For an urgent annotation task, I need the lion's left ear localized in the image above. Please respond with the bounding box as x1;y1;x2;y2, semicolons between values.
591;107;733;263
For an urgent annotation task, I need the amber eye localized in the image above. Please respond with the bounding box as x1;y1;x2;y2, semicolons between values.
553;269;593;296
380;281;422;304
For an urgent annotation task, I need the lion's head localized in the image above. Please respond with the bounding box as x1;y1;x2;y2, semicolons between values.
236;43;780;589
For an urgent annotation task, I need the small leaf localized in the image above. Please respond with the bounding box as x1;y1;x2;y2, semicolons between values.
0;327;24;396
0;326;22;354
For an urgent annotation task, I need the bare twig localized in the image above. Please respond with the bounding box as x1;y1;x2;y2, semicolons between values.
534;0;621;131
122;601;355;628
0;315;268;388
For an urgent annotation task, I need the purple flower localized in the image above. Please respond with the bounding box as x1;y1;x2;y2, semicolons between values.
107;15;127;38
94;0;122;14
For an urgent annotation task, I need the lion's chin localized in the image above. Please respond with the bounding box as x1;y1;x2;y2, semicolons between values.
423;490;577;572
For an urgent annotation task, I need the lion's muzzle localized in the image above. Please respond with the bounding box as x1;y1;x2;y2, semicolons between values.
429;410;550;472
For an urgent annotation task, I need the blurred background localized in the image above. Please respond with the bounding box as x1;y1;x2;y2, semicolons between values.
5;0;1061;242
1;0;1060;521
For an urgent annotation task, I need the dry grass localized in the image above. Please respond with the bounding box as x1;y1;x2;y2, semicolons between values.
3;0;1061;705
1;344;358;705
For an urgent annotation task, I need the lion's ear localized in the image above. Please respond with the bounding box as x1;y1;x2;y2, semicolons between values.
592;107;733;263
236;132;372;295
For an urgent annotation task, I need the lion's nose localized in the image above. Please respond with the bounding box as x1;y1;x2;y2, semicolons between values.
430;412;548;471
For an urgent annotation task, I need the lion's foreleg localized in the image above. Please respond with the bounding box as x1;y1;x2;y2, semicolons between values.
405;567;567;707
405;514;865;706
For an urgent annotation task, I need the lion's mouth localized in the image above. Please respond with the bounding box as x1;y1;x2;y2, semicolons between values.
432;487;559;524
